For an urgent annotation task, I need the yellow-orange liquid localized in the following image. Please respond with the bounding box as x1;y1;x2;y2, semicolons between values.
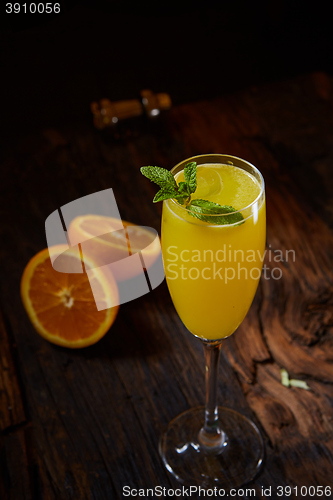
161;163;266;340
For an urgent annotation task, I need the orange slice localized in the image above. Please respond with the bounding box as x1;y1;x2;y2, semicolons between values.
21;245;119;348
68;215;161;281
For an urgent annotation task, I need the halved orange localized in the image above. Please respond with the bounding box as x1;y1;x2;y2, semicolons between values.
21;245;119;348
67;215;161;281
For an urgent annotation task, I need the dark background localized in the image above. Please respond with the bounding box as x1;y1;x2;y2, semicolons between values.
1;1;332;138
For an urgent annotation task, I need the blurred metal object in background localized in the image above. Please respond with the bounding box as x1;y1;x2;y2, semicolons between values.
91;90;172;129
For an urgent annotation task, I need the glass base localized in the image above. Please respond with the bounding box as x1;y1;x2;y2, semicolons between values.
159;406;264;488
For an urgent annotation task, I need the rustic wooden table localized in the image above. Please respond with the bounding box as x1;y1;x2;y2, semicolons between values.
0;73;332;499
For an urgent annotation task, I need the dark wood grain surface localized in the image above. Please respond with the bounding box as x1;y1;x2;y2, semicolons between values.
0;72;333;499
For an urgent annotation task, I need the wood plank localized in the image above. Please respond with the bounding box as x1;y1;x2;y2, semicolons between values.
0;309;26;431
0;426;35;500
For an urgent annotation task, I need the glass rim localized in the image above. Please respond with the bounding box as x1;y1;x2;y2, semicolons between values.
167;154;265;222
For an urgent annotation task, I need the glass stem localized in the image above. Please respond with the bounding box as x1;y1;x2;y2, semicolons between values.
198;340;226;452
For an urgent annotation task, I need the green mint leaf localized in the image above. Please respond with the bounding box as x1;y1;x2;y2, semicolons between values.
187;199;244;225
140;166;177;190
174;194;189;204
184;162;197;194
153;187;180;203
178;181;190;196
141;164;190;205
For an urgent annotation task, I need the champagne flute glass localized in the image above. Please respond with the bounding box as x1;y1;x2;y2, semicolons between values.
159;154;266;487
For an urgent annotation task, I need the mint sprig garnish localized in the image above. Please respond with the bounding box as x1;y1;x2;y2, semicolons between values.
140;162;244;225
